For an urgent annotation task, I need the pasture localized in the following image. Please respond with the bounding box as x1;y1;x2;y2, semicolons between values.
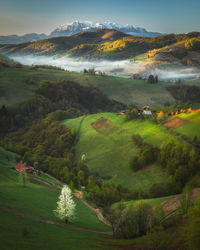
62;113;174;192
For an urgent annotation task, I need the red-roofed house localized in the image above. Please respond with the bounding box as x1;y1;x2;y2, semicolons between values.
15;163;33;173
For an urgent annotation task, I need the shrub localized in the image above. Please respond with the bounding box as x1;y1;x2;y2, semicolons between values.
149;181;180;198
129;156;141;172
113;202;154;238
147;75;155;84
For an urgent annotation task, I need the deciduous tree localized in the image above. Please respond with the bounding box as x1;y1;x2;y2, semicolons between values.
54;185;76;223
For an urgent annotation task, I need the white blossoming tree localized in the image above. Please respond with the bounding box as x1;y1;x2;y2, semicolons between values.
54;185;76;223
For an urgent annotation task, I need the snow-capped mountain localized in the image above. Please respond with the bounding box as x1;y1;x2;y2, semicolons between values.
50;21;161;37
0;21;162;44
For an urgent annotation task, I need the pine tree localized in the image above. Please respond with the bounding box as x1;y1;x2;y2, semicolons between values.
54;185;76;223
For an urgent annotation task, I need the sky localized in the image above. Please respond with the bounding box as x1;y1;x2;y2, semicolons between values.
0;0;200;35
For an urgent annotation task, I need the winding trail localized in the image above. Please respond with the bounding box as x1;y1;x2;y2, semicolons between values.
29;172;111;228
73;191;111;227
0;204;112;235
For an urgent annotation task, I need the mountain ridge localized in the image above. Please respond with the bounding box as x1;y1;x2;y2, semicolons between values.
0;21;162;44
1;30;199;62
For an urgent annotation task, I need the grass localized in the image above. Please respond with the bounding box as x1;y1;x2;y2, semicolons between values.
111;195;175;210
62;113;175;192
0;65;175;107
175;111;200;138
0;147;109;232
0;209;109;250
0;66;74;107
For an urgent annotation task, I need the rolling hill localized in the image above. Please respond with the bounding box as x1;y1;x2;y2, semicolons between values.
0;59;176;107
0;31;200;61
62;113;182;193
0;29;128;57
0;147;111;249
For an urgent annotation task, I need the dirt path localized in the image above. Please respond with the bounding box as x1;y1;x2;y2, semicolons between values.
0;204;112;235
74;191;111;227
29;172;111;228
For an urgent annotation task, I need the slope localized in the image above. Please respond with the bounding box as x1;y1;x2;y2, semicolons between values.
0;29;127;57
170;110;200;138
62;113;178;193
0;31;199;60
0;63;175;108
0;147;110;232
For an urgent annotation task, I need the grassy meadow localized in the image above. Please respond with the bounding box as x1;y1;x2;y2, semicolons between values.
62;113;178;192
0;147;111;250
112;195;175;210
0;65;175;107
175;110;200;138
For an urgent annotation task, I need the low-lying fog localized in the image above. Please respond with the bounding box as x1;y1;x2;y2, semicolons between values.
11;55;200;81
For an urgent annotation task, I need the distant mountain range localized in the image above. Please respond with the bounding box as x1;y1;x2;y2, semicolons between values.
50;21;161;38
0;21;162;44
1;29;200;66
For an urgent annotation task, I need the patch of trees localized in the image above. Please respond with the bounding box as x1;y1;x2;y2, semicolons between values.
159;140;200;188
110;201;165;239
166;85;200;103
185;38;200;51
0;80;124;134
130;134;159;172
147;75;158;84
86;176;133;208
31;64;65;71
149;181;180;198
126;107;140;120
1;115;89;189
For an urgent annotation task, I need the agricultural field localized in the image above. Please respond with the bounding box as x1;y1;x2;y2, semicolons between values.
62;113;178;192
0;147;111;250
175;110;200;138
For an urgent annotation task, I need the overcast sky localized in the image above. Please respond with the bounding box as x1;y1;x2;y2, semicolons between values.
0;0;199;35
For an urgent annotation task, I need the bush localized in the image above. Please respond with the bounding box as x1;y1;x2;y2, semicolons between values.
149;181;180;198
147;75;155;84
126;108;139;120
113;202;154;238
129;156;141;171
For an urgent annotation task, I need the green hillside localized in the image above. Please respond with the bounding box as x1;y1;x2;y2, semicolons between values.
0;209;109;250
0;65;71;106
112;195;174;210
1;31;200;60
175;110;200;138
0;29;127;57
62;113;181;192
0;63;176;107
0;147;109;231
0;147;112;249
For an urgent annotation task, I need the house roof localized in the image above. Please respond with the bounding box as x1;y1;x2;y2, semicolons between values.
15;163;33;173
143;110;152;115
15;163;27;171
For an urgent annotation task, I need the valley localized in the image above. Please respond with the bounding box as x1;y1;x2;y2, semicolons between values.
1;26;200;250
